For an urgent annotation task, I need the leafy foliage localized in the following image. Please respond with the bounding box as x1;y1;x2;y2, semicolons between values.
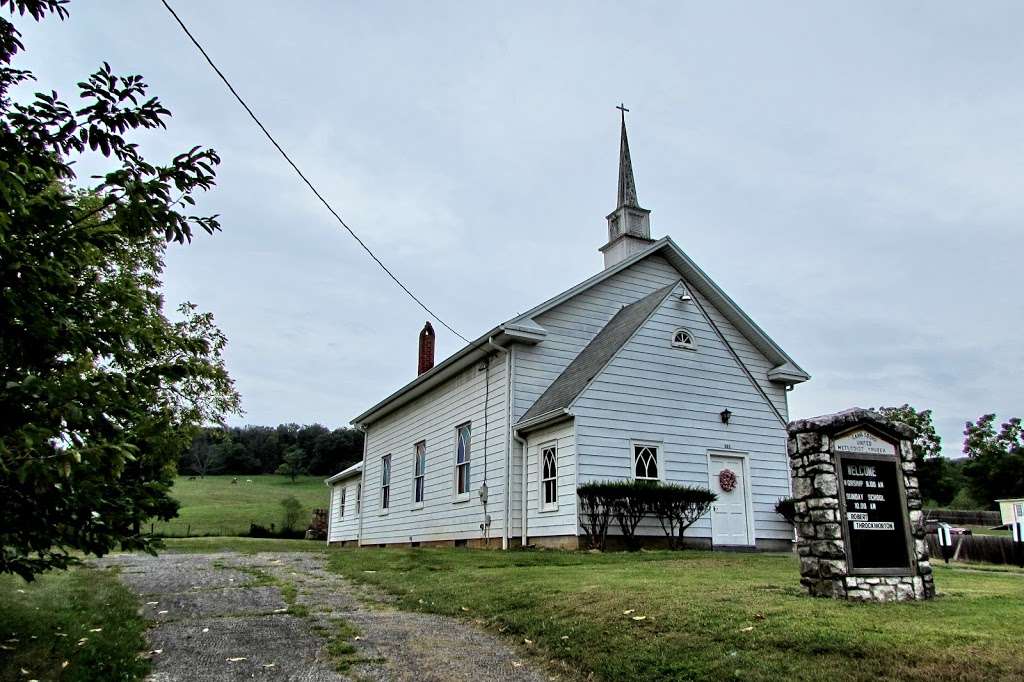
180;423;364;476
576;480;716;551
774;496;797;524
0;0;239;579
649;483;717;549
874;404;967;506
275;445;307;482
962;414;1024;508
279;495;304;533
577;481;616;550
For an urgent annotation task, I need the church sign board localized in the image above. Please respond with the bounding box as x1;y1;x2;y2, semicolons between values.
833;429;914;574
787;408;935;601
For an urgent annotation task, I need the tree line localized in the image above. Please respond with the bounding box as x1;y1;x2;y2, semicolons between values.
179;424;364;478
877;406;1023;510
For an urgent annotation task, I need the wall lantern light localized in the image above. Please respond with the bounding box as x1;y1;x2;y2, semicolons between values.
720;409;732;425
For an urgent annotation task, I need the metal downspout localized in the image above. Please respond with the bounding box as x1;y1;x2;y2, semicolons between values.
487;336;513;550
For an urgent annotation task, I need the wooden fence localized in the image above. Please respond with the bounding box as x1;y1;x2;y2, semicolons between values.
923;508;1001;526
926;533;1021;566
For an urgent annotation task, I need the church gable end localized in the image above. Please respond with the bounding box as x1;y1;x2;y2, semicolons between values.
571;281;795;542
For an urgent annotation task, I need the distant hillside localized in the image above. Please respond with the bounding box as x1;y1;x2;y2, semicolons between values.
152;475;330;537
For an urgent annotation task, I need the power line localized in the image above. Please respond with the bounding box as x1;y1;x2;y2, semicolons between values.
159;0;471;344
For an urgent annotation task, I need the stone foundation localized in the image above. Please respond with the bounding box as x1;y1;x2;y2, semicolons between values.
788;409;935;601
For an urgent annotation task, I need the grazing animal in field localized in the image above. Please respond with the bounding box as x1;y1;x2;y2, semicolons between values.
245;479;253;483
231;477;238;485
187;476;196;480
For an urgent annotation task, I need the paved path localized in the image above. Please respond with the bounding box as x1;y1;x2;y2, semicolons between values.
98;552;549;682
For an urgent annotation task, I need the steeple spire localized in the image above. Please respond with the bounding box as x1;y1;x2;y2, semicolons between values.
601;104;653;269
616;104;639;208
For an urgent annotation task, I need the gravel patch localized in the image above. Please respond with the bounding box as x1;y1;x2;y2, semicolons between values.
140;586;286;621
96;551;551;681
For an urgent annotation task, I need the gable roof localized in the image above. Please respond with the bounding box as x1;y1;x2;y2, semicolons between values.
506;236;809;382
518;282;679;426
352;236;808;427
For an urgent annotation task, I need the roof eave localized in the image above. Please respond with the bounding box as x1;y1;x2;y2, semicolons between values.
325;462;363;485
767;362;811;384
351;326;514;427
514;409;572;434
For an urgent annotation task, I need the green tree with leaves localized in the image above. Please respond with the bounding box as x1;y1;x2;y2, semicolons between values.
275;445;307;483
0;0;240;579
279;495;304;533
874;404;963;506
962;414;1024;509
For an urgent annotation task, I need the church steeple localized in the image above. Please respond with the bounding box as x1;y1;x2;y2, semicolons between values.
617;106;639;208
601;104;653;269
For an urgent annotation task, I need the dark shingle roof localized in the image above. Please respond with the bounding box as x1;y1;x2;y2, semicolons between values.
518;282;678;424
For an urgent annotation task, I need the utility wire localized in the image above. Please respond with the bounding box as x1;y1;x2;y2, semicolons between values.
159;0;471;344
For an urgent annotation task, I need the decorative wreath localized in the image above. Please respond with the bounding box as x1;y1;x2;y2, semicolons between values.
718;468;738;493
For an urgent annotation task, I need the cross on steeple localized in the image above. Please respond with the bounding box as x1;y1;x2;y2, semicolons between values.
601;102;652;269
616;104;638;209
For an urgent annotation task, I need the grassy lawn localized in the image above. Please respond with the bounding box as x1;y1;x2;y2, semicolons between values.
160;536;327;554
0;567;148;682
153;475;329;537
326;548;1024;682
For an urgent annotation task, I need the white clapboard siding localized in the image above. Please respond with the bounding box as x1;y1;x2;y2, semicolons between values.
513;255;682;421
360;358;508;545
690;287;789;420
572;282;792;540
327;480;360;543
523;421;577;539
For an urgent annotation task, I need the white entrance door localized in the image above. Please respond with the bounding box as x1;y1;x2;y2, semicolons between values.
709;455;751;546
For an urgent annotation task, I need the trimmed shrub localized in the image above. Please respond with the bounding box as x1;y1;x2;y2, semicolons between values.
577;480;716;551
607;481;659;551
650;484;717;549
775;497;797;524
577;482;616;550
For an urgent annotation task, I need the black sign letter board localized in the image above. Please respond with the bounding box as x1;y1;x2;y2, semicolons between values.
834;429;914;574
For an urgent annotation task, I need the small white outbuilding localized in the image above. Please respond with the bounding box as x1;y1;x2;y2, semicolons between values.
326;462;362;546
996;498;1024;526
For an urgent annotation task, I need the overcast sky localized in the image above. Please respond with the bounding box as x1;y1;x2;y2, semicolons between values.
19;2;1023;456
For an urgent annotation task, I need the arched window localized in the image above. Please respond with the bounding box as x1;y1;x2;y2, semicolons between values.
633;443;660;480
672;328;696;350
540;444;557;511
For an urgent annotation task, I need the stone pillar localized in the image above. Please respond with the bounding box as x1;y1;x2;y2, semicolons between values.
787;408;935;602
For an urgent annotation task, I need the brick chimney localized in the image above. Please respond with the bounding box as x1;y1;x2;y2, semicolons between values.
417;321;435;375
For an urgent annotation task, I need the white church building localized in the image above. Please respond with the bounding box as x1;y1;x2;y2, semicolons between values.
326;114;809;551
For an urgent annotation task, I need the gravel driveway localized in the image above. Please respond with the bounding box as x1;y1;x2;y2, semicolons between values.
98;552;549;682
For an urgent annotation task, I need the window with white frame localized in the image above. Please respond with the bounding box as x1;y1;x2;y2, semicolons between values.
633;443;660;480
1016;502;1023;518
380;454;391;510
455;423;471;497
671;328;696;350
413;440;426;505
540;444;558;511
356;483;361;514
339;486;346;518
